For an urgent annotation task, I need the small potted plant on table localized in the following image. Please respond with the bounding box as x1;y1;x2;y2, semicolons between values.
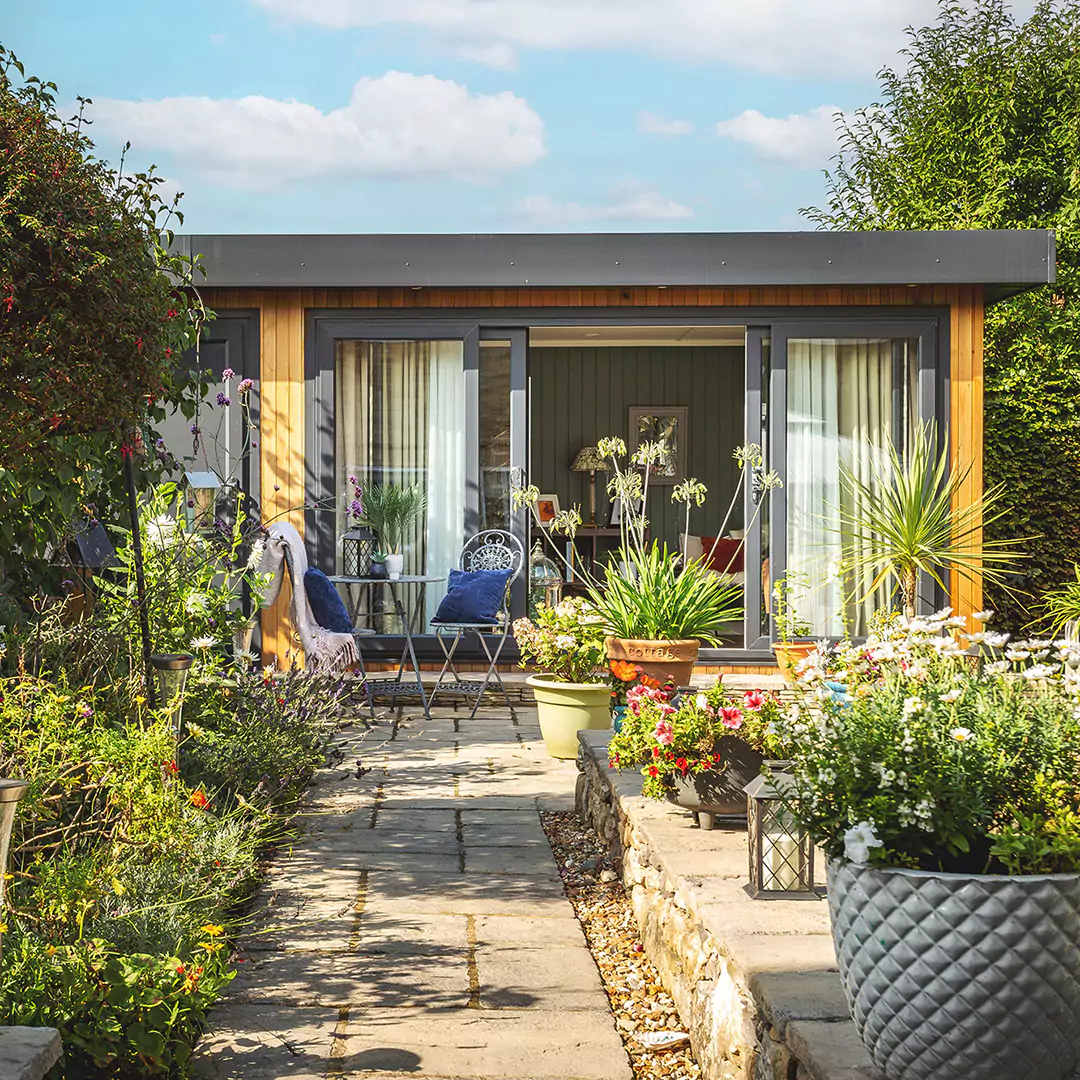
514;597;609;759
775;610;1080;1080
608;679;786;828
362;483;426;581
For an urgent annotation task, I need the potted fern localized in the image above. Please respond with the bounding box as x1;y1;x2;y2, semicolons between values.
361;483;426;580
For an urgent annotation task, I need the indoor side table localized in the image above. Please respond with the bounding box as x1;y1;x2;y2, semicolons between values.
328;574;445;721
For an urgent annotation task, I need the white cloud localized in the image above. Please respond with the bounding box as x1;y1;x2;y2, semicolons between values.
520;185;693;224
454;42;518;70
252;0;941;76
637;111;691;136
716;105;842;168
87;72;546;190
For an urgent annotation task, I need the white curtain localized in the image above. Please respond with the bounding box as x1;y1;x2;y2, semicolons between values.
787;339;915;637
335;339;465;629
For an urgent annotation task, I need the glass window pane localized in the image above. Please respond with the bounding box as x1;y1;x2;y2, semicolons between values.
479;341;512;532
335;339;465;626
786;337;918;637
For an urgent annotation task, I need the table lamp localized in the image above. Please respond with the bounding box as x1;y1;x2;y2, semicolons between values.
570;445;610;525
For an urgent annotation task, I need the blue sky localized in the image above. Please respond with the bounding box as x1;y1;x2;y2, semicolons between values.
7;1;991;233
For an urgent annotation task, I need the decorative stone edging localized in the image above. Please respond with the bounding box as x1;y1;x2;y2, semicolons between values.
0;1027;63;1080
576;730;884;1080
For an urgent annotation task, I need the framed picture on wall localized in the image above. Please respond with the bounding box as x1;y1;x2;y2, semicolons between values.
608;497;623;527
628;406;687;484
536;494;561;527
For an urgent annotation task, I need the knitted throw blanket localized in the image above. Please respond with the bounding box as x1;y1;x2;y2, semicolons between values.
257;521;358;673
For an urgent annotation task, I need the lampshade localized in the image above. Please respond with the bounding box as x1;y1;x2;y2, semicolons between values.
570;446;609;472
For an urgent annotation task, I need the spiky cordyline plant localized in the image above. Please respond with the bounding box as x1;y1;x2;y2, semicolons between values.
1033;565;1080;639
360;483;426;554
513;439;780;643
835;423;1026;619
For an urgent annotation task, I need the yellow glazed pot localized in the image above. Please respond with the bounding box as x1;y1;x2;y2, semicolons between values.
771;641;818;682
605;637;700;688
525;674;611;759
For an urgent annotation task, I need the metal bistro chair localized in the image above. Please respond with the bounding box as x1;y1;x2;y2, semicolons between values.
430;530;525;718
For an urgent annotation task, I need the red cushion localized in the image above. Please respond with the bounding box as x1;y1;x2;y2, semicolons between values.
700;536;744;574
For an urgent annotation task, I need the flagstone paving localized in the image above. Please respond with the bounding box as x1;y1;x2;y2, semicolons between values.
192;704;633;1080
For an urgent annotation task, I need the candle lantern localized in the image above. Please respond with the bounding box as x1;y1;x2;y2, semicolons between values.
149;654;195;757
528;539;563;617
744;761;819;899
183;470;222;528
342;525;378;577
0;779;29;962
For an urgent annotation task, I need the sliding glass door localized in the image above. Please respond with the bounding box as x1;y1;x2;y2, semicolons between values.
769;320;939;639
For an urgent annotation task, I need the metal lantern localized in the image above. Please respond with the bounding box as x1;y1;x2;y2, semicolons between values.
342;525;377;577
528;539;563;617
183;470;222;527
0;778;29;963
744;761;819;900
150;653;195;757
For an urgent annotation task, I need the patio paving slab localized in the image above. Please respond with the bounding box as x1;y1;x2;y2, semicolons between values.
193;704;627;1080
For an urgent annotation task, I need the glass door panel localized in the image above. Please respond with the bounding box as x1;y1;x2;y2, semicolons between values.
335;339;465;626
785;336;919;637
478;340;512;531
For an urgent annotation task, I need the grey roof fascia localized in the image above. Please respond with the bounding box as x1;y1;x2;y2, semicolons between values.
176;230;1054;297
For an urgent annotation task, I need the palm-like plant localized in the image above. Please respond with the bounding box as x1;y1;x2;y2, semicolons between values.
835;423;1025;619
1034;565;1080;638
360;483;426;554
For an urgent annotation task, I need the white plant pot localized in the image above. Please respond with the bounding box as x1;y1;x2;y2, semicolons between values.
525;674;611;758
829;859;1080;1080
384;553;404;580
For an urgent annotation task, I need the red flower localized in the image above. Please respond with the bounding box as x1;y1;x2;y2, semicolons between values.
163;760;179;776
720;706;744;729
638;673;662;690
190;789;210;809
651;747;661;759
743;690;767;711
676;757;688;772
135;336;143;353
665;750;674;761
648;766;659;778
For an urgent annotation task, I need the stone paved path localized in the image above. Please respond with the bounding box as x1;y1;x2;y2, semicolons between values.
193;702;633;1080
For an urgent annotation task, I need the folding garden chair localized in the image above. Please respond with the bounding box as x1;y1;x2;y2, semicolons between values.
429;530;525;718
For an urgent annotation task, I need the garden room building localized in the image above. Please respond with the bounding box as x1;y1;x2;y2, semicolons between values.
169;229;1054;673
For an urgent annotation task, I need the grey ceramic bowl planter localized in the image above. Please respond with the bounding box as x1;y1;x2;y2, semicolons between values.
828;860;1080;1080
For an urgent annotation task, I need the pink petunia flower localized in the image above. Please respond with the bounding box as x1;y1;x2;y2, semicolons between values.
743;690;766;711
653;720;674;745
720;706;743;729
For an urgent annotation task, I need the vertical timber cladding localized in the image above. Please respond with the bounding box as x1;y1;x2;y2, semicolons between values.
202;283;986;661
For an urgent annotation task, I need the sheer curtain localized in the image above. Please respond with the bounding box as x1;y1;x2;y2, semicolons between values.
335;340;465;628
787;339;916;637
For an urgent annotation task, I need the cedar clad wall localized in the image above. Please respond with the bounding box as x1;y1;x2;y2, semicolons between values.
203;285;985;665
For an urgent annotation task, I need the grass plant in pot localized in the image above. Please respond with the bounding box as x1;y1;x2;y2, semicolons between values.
776;610;1080;1080
361;483;426;580
608;678;787;828
514;597;609;759
770;571;816;682
514;439;779;686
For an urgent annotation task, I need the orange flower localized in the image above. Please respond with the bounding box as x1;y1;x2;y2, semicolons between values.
638;673;662;690
609;659;638;682
190;788;210;810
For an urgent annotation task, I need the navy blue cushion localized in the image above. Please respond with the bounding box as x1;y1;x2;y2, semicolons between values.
433;568;513;624
304;568;354;633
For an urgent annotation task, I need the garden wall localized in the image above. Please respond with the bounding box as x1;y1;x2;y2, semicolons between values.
576;730;884;1080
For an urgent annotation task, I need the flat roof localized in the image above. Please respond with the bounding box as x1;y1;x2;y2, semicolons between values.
176;230;1054;301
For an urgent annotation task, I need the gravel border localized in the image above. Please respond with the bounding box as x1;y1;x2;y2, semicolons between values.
541;811;709;1080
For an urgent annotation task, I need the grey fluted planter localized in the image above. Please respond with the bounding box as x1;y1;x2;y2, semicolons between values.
828;860;1080;1080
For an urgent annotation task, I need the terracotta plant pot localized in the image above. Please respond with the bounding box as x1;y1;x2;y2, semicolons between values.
606;637;700;687
525;674;612;759
664;734;763;828
771;640;818;682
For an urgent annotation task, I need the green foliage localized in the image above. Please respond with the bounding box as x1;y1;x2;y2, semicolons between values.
512;597;607;683
587;543;742;644
835;423;1027;617
1034;564;1080;636
779;611;1080;874
804;0;1080;629
0;45;210;591
771;572;813;642
360;483;426;554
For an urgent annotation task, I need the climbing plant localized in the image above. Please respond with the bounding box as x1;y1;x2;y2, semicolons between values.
803;0;1080;629
0;44;207;592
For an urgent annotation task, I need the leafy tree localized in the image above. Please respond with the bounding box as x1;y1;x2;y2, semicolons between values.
805;0;1080;628
0;45;207;593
